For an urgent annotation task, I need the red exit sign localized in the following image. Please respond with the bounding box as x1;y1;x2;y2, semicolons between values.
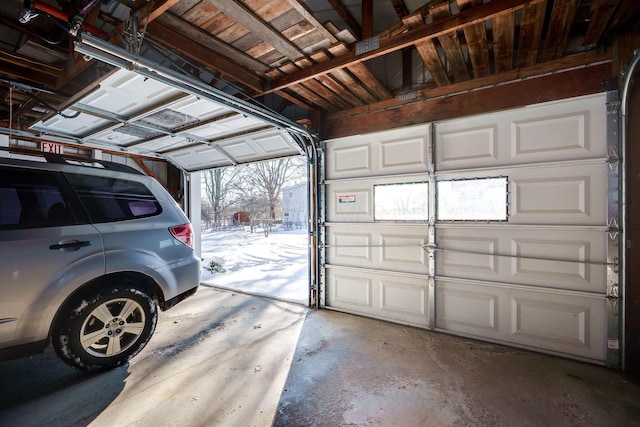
41;142;64;154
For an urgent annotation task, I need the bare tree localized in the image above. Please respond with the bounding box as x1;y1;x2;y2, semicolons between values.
241;157;306;220
203;167;240;228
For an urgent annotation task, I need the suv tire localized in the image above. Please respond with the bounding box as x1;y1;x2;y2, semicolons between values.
52;286;158;371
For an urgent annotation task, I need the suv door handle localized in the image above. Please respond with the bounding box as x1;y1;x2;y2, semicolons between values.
49;240;92;251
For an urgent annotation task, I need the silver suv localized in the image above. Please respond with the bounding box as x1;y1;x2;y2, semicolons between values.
0;148;201;370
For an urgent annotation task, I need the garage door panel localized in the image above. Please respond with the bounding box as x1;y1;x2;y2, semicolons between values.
327;224;428;274
436;227;606;292
326;124;430;179
381;279;427;318
436;280;607;360
379;134;429;171
511;294;590;346
437;234;499;274
510;236;606;291
436;284;499;333
332;231;372;262
327;266;429;327
509;162;607;225
508;290;606;359
330;270;372;307
435;94;606;170
327;186;372;222
327;175;429;222
331;142;371;176
166;146;230;170
438;125;498;164
512;112;588;158
37;112;111;137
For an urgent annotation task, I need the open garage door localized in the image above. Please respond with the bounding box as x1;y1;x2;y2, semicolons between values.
27;35;320;306
322;93;621;366
29;35;312;172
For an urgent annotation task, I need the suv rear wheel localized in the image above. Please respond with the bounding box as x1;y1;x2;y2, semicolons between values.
53;286;158;371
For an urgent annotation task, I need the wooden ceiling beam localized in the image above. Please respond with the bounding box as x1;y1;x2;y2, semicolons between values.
390;0;409;19
540;0;578;62
328;49;612;122
206;0;304;61
405;12;450;86
146;20;266;92
518;0;547;68
265;0;544;94
0;49;65;80
327;0;362;40
323;61;611;139
155;12;270;73
362;0;374;40
583;0;620;46
311;51;377;104
327;44;392;100
457;0;491;78
430;2;469;82
286;0;339;44
493;11;515;73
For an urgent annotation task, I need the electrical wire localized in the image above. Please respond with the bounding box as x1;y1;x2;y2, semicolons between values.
31;93;81;119
25;13;69;45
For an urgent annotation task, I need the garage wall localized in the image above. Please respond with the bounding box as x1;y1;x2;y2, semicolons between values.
322;93;619;365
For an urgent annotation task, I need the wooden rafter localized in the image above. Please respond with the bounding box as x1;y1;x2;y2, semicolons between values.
328;44;392;101
155;13;270;73
583;0;620;46
518;0;547;68
206;0;304;61
390;0;409;19
493;11;515;73
266;0;543;94
327;0;362;40
430;2;469;82
286;0;339;44
146;20;266;92
457;0;491;78
405;12;450;86
540;0;578;62
325;56;612;139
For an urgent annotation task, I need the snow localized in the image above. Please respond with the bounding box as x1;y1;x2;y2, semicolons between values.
200;226;309;305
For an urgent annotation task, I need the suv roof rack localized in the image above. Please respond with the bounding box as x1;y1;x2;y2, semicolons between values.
0;146;144;175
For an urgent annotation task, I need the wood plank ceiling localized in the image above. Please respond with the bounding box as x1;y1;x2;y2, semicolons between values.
0;0;639;143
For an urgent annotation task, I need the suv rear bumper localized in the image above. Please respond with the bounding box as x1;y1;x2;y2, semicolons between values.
161;286;198;311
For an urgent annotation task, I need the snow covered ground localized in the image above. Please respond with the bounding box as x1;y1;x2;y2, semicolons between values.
200;226;309;305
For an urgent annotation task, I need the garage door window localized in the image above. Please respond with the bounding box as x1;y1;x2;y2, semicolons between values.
374;182;429;221
437;177;508;221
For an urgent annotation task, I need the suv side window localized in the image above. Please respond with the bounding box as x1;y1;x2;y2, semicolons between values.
65;173;162;223
0;167;78;230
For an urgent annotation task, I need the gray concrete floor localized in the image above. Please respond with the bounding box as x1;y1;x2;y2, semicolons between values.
1;286;639;426
275;309;640;427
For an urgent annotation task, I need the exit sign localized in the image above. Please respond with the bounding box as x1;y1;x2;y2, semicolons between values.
41;142;64;154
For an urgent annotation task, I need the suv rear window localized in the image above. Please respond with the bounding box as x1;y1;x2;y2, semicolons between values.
66;173;161;223
0;168;76;229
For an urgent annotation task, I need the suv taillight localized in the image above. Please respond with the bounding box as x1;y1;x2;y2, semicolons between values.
169;224;194;248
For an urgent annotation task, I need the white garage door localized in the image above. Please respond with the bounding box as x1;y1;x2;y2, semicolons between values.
321;93;621;365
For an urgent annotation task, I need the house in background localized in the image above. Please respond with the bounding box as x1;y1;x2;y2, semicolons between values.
282;183;308;229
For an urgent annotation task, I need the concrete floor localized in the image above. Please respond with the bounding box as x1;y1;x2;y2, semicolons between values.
274;309;640;427
1;286;639;426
